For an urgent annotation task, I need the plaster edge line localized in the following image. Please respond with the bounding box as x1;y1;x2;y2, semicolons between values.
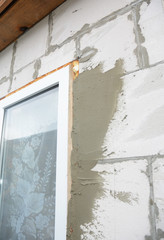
147;157;157;240
97;154;164;164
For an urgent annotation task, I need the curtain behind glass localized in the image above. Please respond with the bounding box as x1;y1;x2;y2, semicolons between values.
0;87;58;240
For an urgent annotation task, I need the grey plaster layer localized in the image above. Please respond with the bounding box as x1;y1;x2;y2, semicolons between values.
67;60;124;240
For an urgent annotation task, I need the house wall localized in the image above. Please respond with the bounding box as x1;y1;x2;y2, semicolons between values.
0;0;164;239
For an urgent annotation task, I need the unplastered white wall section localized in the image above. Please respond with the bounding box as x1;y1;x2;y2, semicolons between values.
0;0;164;239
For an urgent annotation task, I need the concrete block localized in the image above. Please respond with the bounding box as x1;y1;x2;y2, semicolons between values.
0;44;13;80
11;63;35;92
139;0;164;64
51;0;136;45
103;63;164;158
14;17;48;72
38;40;75;76
152;158;164;237
80;13;138;73
0;79;10;98
80;160;150;240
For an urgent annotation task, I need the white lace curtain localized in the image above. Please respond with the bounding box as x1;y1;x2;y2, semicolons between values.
0;87;58;240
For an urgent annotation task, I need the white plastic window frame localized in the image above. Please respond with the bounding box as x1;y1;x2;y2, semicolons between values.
0;65;70;240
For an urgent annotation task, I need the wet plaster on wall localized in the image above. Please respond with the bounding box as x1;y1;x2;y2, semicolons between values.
132;2;150;69
67;59;124;239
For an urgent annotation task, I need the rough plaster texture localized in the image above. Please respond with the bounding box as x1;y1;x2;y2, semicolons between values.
0;0;164;239
67;63;124;240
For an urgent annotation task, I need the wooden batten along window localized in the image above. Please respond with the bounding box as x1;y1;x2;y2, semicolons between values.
0;61;78;240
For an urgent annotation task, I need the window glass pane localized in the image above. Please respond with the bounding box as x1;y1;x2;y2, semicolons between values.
0;86;58;240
